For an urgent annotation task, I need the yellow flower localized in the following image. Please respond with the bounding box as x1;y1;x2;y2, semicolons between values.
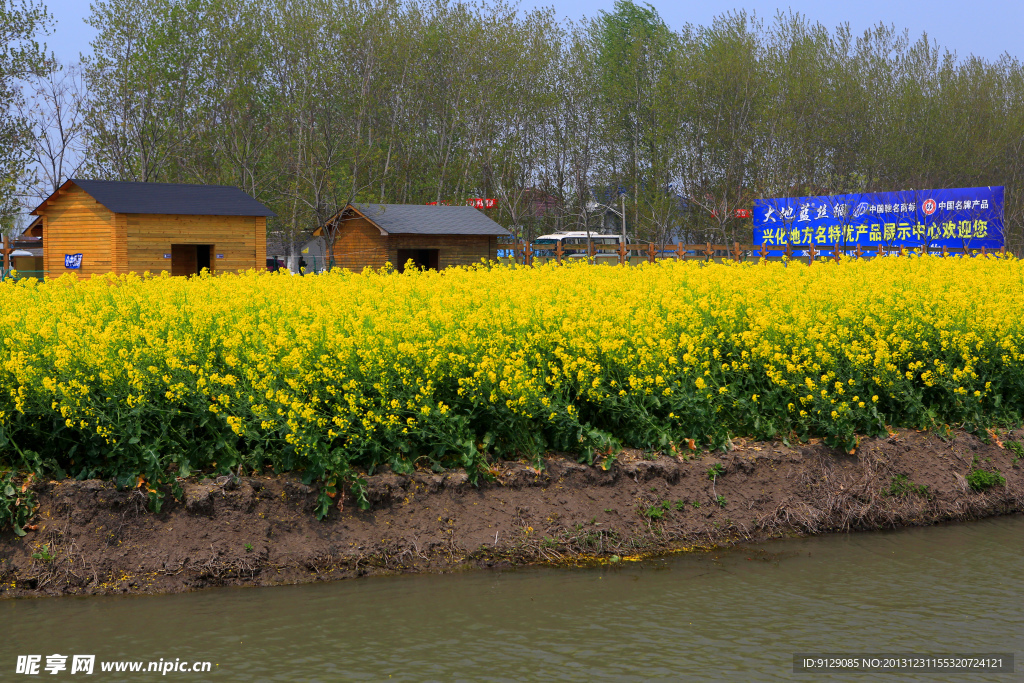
0;253;1017;500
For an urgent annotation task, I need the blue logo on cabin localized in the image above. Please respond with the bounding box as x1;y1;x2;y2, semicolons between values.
64;253;83;269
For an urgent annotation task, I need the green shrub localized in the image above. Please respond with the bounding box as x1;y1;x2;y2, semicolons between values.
966;467;1006;492
706;463;725;480
643;502;668;519
882;474;930;499
0;471;36;536
31;544;53;561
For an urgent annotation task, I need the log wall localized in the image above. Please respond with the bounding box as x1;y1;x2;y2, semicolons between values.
388;234;497;269
329;216;390;271
40;185;114;278
124;213;263;275
329;216;499;271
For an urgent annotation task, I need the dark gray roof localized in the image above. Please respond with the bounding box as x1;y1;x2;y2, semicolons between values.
67;179;276;217
354;203;509;236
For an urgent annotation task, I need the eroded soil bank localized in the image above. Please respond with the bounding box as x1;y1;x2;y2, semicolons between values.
2;428;1022;598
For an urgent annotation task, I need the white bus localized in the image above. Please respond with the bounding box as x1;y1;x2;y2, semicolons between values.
533;232;627;262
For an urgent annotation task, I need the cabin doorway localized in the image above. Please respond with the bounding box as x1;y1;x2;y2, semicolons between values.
171;244;213;276
396;248;439;272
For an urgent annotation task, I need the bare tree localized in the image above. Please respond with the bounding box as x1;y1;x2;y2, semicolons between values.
18;61;88;200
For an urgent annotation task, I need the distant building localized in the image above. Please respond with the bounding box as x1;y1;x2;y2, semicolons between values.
316;203;510;271
265;232;328;273
29;179;275;278
8;222;44;279
518;188;562;219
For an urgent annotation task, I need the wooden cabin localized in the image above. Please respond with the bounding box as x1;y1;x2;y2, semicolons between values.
317;203;510;271
30;179;275;278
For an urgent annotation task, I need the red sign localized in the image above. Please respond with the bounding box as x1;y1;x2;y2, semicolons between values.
922;198;937;216
428;199;497;208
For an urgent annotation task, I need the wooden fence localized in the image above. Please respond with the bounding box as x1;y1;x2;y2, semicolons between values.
497;239;1011;266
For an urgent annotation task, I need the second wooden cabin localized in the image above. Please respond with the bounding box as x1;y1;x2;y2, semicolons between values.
318;203;510;271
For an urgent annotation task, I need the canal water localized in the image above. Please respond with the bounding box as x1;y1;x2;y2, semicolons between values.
2;515;1021;681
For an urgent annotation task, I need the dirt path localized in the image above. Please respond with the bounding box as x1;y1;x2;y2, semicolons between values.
1;428;1021;598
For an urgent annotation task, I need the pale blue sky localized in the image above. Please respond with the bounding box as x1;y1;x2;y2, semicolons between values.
41;0;1024;65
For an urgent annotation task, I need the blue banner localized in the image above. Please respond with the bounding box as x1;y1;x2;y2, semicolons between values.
754;187;1004;251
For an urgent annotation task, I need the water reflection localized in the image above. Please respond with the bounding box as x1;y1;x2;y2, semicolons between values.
2;516;1021;682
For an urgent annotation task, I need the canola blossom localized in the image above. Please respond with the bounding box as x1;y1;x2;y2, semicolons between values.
0;257;1021;515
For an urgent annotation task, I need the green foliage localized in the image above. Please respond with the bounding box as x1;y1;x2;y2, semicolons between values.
244;542;253;552
715;494;727;508
599;451;618;471
0;470;35;536
643;498;703;518
966;465;1006;492
642;502;668;519
881;474;930;499
0;0;52;217
31;543;52;561
595;1;673;152
1006;440;1023;467
706;463;725;480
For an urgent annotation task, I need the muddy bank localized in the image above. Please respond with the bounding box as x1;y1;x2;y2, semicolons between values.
1;428;1022;598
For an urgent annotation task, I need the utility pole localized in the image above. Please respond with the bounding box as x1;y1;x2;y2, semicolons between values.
621;193;626;245
0;231;11;278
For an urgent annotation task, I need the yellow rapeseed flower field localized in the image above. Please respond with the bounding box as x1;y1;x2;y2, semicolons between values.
0;256;1020;515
